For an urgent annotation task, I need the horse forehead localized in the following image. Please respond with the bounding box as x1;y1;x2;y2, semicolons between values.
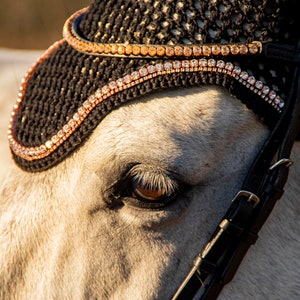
88;87;245;145
82;87;224;159
78;86;264;183
103;86;236;128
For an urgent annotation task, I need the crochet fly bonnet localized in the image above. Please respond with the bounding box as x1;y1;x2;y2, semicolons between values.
8;0;300;172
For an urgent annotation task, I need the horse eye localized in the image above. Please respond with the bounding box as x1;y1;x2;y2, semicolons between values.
131;184;169;201
122;166;180;208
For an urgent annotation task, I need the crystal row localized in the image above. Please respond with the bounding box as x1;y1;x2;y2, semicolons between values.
8;56;284;162
63;7;262;59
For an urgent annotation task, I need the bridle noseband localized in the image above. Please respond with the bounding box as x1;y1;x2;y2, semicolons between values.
172;41;300;300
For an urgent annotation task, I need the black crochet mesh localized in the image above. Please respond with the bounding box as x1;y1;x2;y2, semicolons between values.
12;0;300;171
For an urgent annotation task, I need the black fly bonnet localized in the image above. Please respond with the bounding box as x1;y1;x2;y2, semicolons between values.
8;0;300;172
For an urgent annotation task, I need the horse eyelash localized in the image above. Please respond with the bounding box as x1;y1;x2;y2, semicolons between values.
127;164;183;199
129;171;179;197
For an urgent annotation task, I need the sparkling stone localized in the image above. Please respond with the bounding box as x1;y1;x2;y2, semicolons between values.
104;44;111;54
166;47;174;56
274;96;282;105
183;46;193;56
208;59;216;67
274;96;285;108
95;90;102;98
269;90;276;100
233;66;241;75
111;44;118;54
58;130;64;137
116;78;124;87
240;71;249;80
239;45;248;55
125;45;133;55
255;81;263;89
131;71;140;80
141;46;149;56
164;62;172;70
78;107;85;116
117;45;125;55
132;46;141;55
68;119;75;127
40;145;46;153
262;86;270;94
173;61;182;68
51;135;59;143
174;46;183;56
156;46;165;56
225;62;234;71
108;81;117;89
139;67;148;76
83;100;91;109
190;59;199;67
147;65;156;73
230;45;239;55
192;46;202;56
216;60;225;68
248;43;259;54
202;46;211;56
89;95;96;102
148;46;157;57
45;140;52;149
247;76;256;85
124;75;131;84
199;58;208;67
182;60;190;68
102;85;110;94
63;124;70;133
95;43;105;53
155;63;164;72
211;45;221;55
221;45;230;56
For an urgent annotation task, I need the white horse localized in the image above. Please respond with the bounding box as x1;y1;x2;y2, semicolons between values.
0;50;300;300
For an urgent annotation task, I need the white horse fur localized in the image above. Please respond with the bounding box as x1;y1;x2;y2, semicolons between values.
0;51;300;300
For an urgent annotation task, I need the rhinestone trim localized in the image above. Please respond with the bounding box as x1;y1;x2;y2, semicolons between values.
63;7;262;59
8;41;284;162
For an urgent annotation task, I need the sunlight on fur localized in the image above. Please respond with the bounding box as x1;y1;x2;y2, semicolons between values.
0;51;300;299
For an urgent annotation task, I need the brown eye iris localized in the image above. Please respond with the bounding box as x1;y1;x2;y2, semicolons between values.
124;165;180;208
132;186;167;201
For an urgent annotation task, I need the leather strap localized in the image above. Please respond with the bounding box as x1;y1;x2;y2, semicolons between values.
172;40;300;300
262;42;300;65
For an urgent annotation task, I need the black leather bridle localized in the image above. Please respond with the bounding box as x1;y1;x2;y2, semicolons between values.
172;41;300;300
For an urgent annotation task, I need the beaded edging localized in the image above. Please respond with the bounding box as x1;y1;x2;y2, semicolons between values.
63;7;262;59
8;40;285;162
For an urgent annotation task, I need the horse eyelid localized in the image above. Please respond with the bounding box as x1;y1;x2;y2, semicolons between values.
128;167;180;196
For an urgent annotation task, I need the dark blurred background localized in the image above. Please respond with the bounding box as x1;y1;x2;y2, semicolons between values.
0;0;90;49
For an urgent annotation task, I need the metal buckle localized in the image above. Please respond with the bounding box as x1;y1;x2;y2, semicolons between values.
269;158;294;170
232;190;260;208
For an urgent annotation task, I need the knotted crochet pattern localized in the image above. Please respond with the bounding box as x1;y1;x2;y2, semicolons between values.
9;0;300;172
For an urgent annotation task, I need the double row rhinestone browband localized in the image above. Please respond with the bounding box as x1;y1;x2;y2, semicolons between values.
8;8;286;162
